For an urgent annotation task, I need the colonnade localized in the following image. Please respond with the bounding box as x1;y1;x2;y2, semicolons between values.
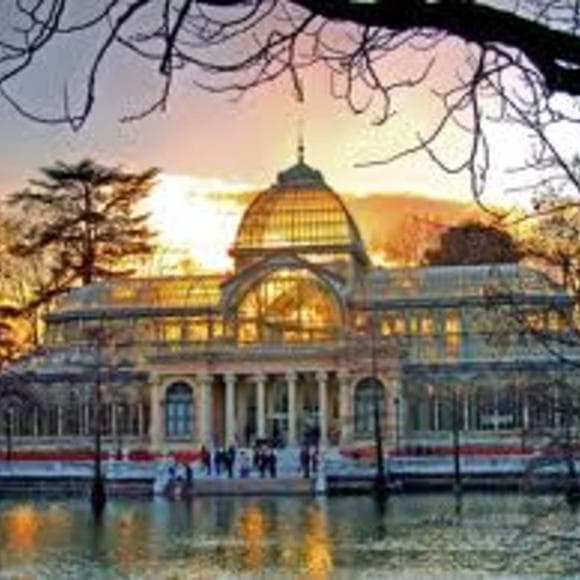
153;370;356;448
199;370;335;447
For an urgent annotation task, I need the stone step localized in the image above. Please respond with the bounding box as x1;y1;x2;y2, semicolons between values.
190;477;313;496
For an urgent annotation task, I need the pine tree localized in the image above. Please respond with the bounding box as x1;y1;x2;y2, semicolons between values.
9;159;159;299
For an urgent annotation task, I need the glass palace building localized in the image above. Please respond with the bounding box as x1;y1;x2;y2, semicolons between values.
2;155;578;457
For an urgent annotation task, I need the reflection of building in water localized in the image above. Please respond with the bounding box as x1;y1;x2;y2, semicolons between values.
4;504;40;555
238;503;266;570
114;510;141;572
304;505;333;579
1;149;578;455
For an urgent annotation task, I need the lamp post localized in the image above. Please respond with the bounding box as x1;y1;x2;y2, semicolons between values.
451;386;462;496
373;379;386;496
88;328;107;515
394;395;401;453
368;307;387;498
3;408;12;463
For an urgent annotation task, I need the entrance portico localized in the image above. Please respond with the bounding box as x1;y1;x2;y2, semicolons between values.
153;369;360;449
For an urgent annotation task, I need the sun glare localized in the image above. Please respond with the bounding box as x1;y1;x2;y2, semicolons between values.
145;174;251;272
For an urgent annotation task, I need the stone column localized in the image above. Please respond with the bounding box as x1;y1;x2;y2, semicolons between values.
149;380;163;451
138;402;144;437
32;407;39;438
111;402;118;439
554;386;561;429
255;373;266;439
338;370;351;445
78;403;83;436
316;371;328;447
286;371;297;446
84;402;90;436
57;404;63;437
225;373;236;446
199;374;213;446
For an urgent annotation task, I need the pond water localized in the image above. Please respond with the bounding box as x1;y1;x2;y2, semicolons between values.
0;493;579;578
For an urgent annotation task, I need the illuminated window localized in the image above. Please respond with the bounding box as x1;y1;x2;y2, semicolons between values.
239;322;258;344
421;315;434;334
236;269;341;344
188;319;209;342
110;284;135;302
444;311;461;358
380;319;391;336
393;317;406;334
445;312;461;334
165;382;193;437
211;320;224;338
526;311;544;331
162;320;182;342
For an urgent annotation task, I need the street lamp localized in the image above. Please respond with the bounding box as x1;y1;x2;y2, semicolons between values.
3;407;13;462
451;386;462;496
372;377;387;497
394;396;401;453
368;309;387;497
87;328;107;515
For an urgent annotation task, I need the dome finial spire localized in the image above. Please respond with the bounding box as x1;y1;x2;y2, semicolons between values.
297;115;305;164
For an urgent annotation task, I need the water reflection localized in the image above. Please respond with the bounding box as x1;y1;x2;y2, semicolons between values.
237;503;266;570
4;504;40;555
304;502;333;579
1;494;580;577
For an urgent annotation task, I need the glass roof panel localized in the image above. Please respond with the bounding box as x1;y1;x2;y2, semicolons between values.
53;275;225;312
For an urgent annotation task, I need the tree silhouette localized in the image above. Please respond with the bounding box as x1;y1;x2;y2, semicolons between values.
2;2;580;201
424;221;523;266
9;159;158;304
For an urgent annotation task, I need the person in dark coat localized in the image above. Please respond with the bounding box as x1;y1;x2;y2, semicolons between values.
269;448;278;478
201;445;212;476
214;448;223;476
225;446;235;478
300;445;310;479
184;462;193;493
258;448;267;478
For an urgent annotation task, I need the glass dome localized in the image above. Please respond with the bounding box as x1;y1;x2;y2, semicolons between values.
231;157;367;267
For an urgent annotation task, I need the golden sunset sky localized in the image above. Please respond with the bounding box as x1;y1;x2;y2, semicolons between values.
0;20;573;271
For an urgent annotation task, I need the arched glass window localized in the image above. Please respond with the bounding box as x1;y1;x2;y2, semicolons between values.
165;382;193;437
236;268;342;344
354;378;385;436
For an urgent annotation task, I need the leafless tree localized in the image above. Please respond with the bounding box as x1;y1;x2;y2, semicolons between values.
3;2;580;203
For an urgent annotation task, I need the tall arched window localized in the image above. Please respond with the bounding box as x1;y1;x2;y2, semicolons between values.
354;378;385;436
236;268;342;344
165;382;193;437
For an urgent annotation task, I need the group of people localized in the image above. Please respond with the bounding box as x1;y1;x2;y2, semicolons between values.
199;442;279;479
162;441;321;494
200;445;238;478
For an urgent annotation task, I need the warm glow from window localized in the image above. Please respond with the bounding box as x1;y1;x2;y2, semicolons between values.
236;269;341;343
